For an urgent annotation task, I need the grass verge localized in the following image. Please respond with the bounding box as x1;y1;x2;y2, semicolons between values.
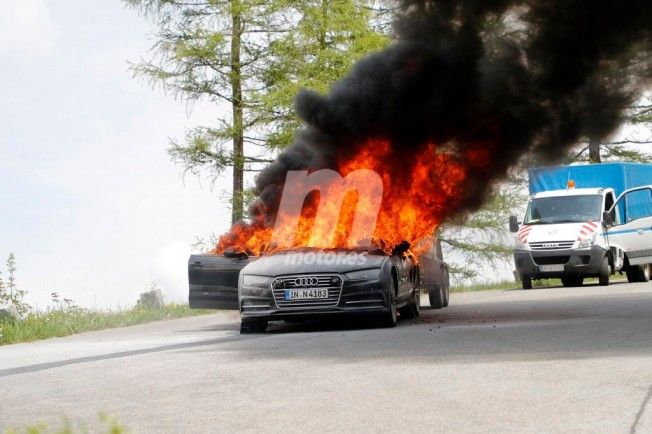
450;277;612;293
0;304;212;346
4;413;128;434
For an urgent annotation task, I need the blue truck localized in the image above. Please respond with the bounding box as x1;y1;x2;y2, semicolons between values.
510;163;652;289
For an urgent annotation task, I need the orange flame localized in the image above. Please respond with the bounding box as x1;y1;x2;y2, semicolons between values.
215;139;490;256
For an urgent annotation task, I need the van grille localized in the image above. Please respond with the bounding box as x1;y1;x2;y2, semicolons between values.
271;274;343;309
533;256;570;265
529;241;574;250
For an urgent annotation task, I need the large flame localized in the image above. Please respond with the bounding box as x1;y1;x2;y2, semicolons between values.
215;139;490;256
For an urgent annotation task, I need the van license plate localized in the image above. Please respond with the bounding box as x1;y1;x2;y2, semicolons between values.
285;289;328;300
540;265;564;272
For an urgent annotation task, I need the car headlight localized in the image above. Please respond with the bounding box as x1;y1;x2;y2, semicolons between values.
345;268;381;281
577;233;597;249
242;275;271;287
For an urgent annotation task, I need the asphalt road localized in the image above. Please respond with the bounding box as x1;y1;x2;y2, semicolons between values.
1;282;651;433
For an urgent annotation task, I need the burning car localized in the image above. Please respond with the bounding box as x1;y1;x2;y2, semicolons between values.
189;241;449;334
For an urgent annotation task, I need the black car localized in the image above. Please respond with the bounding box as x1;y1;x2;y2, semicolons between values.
188;243;450;333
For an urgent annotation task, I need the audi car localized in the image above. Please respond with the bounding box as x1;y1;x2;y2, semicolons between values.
188;243;449;334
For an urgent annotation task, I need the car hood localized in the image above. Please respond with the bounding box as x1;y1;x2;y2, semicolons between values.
241;250;388;276
517;221;601;244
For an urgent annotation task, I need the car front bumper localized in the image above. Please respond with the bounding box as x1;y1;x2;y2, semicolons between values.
514;244;607;279
239;279;390;320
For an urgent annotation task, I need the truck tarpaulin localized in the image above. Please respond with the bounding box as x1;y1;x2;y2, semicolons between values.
529;163;652;223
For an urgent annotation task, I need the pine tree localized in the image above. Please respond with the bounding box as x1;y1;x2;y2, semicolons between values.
5;253;29;315
126;0;390;221
126;0;282;223
6;253;16;301
257;0;390;150
0;269;7;305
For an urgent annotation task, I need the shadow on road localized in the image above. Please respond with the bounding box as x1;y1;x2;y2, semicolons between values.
2;284;651;378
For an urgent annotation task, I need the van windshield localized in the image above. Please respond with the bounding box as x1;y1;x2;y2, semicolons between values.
523;195;602;225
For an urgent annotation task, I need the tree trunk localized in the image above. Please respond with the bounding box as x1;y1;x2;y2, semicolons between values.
435;228;444;260
319;0;327;49
588;137;601;163
230;0;244;224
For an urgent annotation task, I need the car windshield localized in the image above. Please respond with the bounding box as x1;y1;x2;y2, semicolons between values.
523;194;602;224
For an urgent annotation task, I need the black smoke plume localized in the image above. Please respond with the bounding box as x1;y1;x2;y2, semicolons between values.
236;0;651;246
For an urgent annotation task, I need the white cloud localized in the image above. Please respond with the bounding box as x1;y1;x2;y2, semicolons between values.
0;0;57;58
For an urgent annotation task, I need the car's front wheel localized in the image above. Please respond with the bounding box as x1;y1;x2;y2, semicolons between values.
399;289;420;319
240;318;268;334
380;279;398;327
561;276;583;287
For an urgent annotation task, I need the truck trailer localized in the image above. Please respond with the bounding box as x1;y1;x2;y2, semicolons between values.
510;163;652;289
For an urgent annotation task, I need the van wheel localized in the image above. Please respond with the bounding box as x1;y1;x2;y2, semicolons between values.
598;256;610;286
626;264;650;283
521;275;532;290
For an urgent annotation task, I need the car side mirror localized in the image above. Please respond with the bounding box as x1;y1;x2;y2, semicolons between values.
509;215;520;233
602;211;613;227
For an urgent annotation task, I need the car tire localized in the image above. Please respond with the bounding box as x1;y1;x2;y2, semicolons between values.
598;256;610;286
240;318;268;334
442;268;450;308
429;284;445;309
400;289;420;319
380;279;398;327
561;276;583;287
521;275;533;290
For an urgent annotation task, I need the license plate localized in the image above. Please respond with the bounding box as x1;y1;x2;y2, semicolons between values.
540;264;564;272
284;289;328;300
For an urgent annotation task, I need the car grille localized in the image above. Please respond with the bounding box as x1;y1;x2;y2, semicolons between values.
271;274;343;309
528;240;575;250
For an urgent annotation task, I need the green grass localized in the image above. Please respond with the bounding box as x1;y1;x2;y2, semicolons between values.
451;278;567;293
0;304;212;346
451;280;519;292
449;277;613;293
4;413;128;434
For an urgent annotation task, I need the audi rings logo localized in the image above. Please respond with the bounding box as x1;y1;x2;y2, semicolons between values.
543;243;560;248
295;277;319;287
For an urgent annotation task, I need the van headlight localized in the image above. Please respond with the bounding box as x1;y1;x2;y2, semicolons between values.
515;238;528;250
577;233;597;249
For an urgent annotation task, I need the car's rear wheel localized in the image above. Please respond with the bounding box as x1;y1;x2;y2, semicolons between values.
240;318;268;334
429;284;445;309
441;268;450;307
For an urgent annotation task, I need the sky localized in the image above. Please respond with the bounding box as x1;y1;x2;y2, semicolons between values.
0;0;234;308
